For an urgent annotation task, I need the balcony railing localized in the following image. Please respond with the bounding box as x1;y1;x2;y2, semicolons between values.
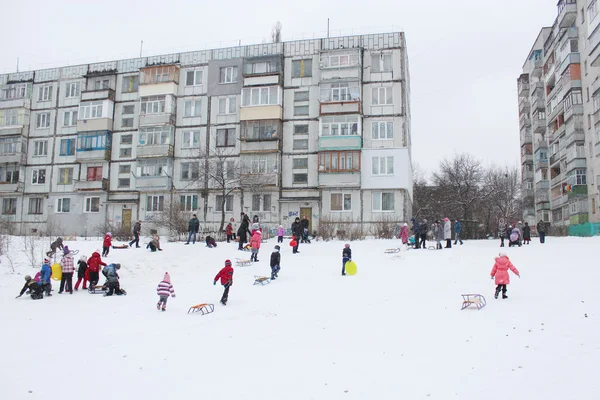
520;132;532;144
590;27;600;67
81;88;115;102
518;97;530;114
136;144;174;158
74;178;108;191
536;191;550;203
135;175;172;190
557;0;577;28
552;194;570;207
521;153;533;163
532;116;546;134
0;181;24;193
550;173;565;187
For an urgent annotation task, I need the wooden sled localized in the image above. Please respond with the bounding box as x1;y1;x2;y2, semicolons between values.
253;276;271;286
461;294;486;310
188;303;215;315
112;245;130;249
235;258;252;267
384;248;401;254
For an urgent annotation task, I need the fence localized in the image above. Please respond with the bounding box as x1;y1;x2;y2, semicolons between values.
568;222;600;237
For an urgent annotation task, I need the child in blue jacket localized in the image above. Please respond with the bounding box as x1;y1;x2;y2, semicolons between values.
40;258;52;296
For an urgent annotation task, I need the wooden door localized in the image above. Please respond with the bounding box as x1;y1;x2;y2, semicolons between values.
122;209;132;232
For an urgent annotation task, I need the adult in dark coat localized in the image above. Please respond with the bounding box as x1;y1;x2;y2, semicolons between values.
418;219;429;249
291;217;303;254
411;217;420;248
536;220;547;244
185;214;200;245
522;222;531;245
129;221;141;248
237;214;251;250
300;215;310;243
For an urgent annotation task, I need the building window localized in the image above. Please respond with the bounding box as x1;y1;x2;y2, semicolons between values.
56;198;70;213
216;161;235;179
293;173;308;184
4;168;19;183
241;86;280;107
1;83;28;100
293;158;308;169
241;120;280;140
2;109;20;126
292;59;312;78
244;61;279;75
372;192;395;211
241;159;271;175
184;99;202;117
2;198;17;215
93;79;109;90
321;52;360;68
141;66;176;84
122;117;133;128
186;70;203;86
121;134;133;144
218;96;236;114
372;121;394;139
215;194;233;212
33;140;48;156
570;202;578;214
293;139;309;150
28;198;43;215
216;128;236;147
181;162;199;180
372;156;394;175
371;53;393;73
372;87;393;105
82;197;99;213
78;101;104;119
147;195;164;212
58;168;73;185
575;169;587;185
123;105;135;115
77;132;107;151
36;113;50;128
321;116;359;136
252;194;260;211
294;91;309;102
122;105;134;127
38;85;52;101
65;82;79;98
220;66;238;84
263;194;271;211
63;110;78;127
118;178;130;188
137;160;168;177
319;151;361;172
139;126;172;145
588;0;598;21
119;148;132;158
180;195;198;211
320;82;360;102
0;137;20;155
87;167;102;181
331;193;352;211
122;75;139;93
118;165;131;174
182;130;200;149
294;124;309;135
294;105;309;116
140;96;166;114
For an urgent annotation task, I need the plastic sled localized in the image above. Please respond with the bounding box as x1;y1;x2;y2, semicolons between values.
112;244;130;249
235;258;252;267
384;248;401;254
345;261;357;276
253;276;271;286
188;303;215;315
51;264;62;281
461;294;486;310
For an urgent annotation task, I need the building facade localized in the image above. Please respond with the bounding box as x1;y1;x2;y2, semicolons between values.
0;32;413;236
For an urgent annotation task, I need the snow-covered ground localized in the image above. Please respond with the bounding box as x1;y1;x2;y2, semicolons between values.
1;235;599;400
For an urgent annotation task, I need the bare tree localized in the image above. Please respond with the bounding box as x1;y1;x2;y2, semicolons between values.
271;21;283;43
148;198;190;241
483;165;522;231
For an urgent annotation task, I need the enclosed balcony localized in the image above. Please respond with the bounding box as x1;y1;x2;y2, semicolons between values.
319;82;360;115
518;97;530;114
136;175;172;190
81;88;115;102
519;114;531;129
557;0;577;28
139;65;179;97
240;120;281;153
517;74;529;96
135;159;173;190
319;50;361;81
566;184;587;199
0;109;30;136
242;56;283;86
589;27;600;67
74;178;108;191
239;86;283;121
318;150;361;187
0;181;23;193
0;138;26;164
75;131;111;162
138;95;176;126
532;115;546;134
240;156;279;187
137;125;175;158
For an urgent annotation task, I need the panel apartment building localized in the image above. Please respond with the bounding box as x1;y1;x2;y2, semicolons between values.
0;32;413;236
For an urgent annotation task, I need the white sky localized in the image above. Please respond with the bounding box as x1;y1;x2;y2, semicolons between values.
0;0;558;176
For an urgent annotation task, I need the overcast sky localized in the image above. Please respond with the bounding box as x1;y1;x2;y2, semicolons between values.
0;0;558;177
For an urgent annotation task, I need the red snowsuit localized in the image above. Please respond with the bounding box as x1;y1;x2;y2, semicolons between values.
214;265;234;285
490;256;520;285
103;235;112;248
87;252;106;273
226;224;233;235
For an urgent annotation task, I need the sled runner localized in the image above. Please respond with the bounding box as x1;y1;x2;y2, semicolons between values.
235;258;252;267
88;285;107;294
112;244;130;249
427;245;437;250
253;276;271;286
461;294;486;310
384;248;401;254
188;303;215;315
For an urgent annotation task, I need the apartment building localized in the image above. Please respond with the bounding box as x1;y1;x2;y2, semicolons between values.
0;32;413;236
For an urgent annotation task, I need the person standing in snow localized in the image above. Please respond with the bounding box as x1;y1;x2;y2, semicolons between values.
443;218;452;248
156;272;175;311
102;233;112;257
226;222;233;243
129;220;142;248
237;214;251;251
419;219;429;249
87;251;106;289
277;225;285;243
399;223;409;245
490;252;520;299
270;245;281;280
59;247;75;294
250;229;262;262
300;215;310;243
411;217;420;248
522;222;531;245
185;214;200;245
453;220;463;245
434;220;444;249
341;243;352;276
75;255;88;291
214;260;234;305
40;258;52;296
537;220;547;244
291;217;303;254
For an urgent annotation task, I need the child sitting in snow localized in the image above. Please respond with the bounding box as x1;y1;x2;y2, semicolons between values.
156;272;175;311
102;233;112;257
205;235;217;248
147;235;163;252
270;245;281;280
490;252;520;299
250;229;262;262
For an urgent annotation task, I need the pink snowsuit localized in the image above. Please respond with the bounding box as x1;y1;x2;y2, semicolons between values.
277;227;285;237
400;226;409;244
490;256;520;285
250;231;262;250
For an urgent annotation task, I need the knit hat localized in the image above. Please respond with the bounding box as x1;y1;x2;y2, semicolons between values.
404;223;408;227
24;275;31;281
225;259;232;266
163;272;171;283
63;246;70;255
80;255;88;262
344;243;350;248
274;245;280;251
279;225;283;228
114;263;121;270
106;232;112;237
43;258;49;264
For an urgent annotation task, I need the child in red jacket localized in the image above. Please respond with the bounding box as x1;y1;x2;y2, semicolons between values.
102;233;112;257
226;223;233;243
214;260;234;305
87;251;107;289
490;252;520;299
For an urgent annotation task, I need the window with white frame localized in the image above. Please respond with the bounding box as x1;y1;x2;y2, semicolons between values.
77;132;107;151
181;130;200;149
372;192;395;211
184;99;202;117
331;193;352;211
320;82;360;102
294;105;309;117
38;85;52;101
220;66;238;84
292;59;312;78
33;140;48;156
79;101;104;119
59;139;75;156
372;156;394;175
122;117;133;128
576;169;587;185
4;168;19;183
294;91;309;116
293;173;308;184
137;159;169;177
123;105;135;115
56;198;70;213
122;106;134;127
319;151;360;172
252;194;260;211
293;158;308;169
36;113;50;128
241;86;280;107
372;87;393;105
2;109;19;126
93;79;110;90
63;110;77;127
180;195;198;211
118;178;130;188
181;162;199;180
121;134;132;145
294;124;309;135
186;70;203;86
293;139;309;150
2;198;17;215
589;0;598;21
570;202;578;214
65;82;79;98
122;75;139;93
32;168;46;185
217;161;235;179
1;83;28;100
28;198;43;215
215;194;233;212
0;137;19;155
140;96;166;115
87;166;102;181
218;96;236;114
321;52;360;68
146;195;164;212
244;60;279;75
57;168;73;185
371;53;393;73
216;128;236;147
372;121;394;139
263;194;271;211
138;126;173;146
294;91;309;102
321;116;359;136
141;67;175;84
241;120;280;140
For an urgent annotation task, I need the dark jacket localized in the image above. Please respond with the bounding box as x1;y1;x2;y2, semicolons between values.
523;225;531;240
77;260;88;279
270;251;281;267
133;222;141;234
50;238;64;252
505;227;513;239
300;218;309;231
237;218;250;241
291;221;303;238
454;221;461;233
19;280;43;297
537;222;547;233
188;217;200;233
411;217;420;234
342;247;352;260
419;221;429;235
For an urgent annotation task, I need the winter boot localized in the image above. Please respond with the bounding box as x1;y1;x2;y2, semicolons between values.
494;287;501;299
157;302;161;310
162;305;166;311
502;294;508;299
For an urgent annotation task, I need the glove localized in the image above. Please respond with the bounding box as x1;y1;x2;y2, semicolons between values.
172;294;176;298
490;276;494;280
213;281;217;286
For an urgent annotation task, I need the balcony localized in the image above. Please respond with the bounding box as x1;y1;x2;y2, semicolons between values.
0;181;24;193
241;138;280;153
137;144;174;158
1;150;26;164
536;191;550;203
564;104;583;123
0;98;30;109
590;27;600;67
318;171;360;187
320;67;361;81
519;114;531;129
74;178;108;191
522;170;534;181
535;158;548;169
136;175;172;190
517;75;529;96
521;153;533;164
320;101;360;116
566;185;587;199
531;95;545;111
520;132;532;144
532;116;546;133
566;157;586;171
531;81;544;96
138;113;175;127
518;97;530;114
550;123;566;143
81;88;115;102
524;207;536;217
76;148;110;162
536;181;550;191
536;202;551;211
531;58;543;78
240;172;279;187
549;150;565;166
523;188;535;199
595;141;600;157
557;0;577;28
552;194;569;207
548;100;564;123
240;105;283;121
318;135;362;151
550;173;565;187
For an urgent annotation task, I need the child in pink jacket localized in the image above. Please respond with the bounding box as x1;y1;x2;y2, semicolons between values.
399;223;409;245
490;252;520;299
250;230;262;262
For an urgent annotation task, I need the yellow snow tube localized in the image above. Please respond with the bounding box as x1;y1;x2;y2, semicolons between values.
51;263;62;281
345;261;357;276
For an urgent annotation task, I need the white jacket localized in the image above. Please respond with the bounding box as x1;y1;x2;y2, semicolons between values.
444;221;451;240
